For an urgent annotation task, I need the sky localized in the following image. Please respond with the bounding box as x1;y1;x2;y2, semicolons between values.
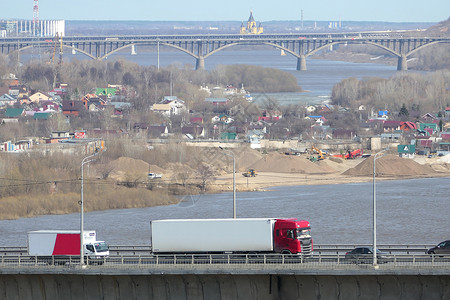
1;0;449;23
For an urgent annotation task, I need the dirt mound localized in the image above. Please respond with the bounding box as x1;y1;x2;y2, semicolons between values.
107;157;152;180
342;155;436;177
248;152;335;174
235;148;264;171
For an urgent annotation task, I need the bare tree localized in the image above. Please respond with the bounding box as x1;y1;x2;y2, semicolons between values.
195;164;215;192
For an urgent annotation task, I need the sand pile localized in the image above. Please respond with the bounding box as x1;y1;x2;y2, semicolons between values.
343;155;436;177
235;148;264;171
107;157;160;180
248;152;335;174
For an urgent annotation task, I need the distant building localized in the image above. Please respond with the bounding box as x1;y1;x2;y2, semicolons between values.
240;11;263;34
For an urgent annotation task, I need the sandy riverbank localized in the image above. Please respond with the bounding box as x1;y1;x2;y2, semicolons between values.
211;154;450;193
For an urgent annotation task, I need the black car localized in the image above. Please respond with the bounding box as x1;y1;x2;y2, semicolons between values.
345;246;389;263
427;240;450;255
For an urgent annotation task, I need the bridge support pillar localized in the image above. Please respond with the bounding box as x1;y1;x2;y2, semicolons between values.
131;44;137;55
196;56;205;70
297;55;307;71
397;54;408;71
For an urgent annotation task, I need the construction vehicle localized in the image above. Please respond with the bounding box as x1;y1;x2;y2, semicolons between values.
309;146;325;161
345;149;363;159
242;169;257;177
333;149;363;159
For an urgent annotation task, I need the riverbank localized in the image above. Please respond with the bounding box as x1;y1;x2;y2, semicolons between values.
210;154;450;193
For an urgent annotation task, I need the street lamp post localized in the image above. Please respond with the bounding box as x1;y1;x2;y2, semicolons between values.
372;149;386;267
219;147;236;218
80;152;98;266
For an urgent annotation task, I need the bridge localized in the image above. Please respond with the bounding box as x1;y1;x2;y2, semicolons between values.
1;245;449;299
1;33;449;71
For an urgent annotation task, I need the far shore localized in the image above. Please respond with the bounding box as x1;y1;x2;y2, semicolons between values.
211;171;450;193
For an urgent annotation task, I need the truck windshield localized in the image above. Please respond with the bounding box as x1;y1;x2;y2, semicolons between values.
296;228;311;239
94;242;109;252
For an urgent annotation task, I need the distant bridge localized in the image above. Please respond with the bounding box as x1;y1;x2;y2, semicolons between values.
1;33;449;71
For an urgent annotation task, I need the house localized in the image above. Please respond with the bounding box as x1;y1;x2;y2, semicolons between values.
149;125;169;138
1;73;19;86
420;113;437;123
96;87;116;98
220;132;237;140
28;91;52;104
383;120;402;132
259;110;282;122
224;85;238;95
38;100;60;112
0;94;16;107
378;110;389;118
33;112;51;120
445;107;450;118
5;107;25;118
151;96;186;116
212;114;233;124
133;122;149;131
62;100;84;116
8;85;28;98
190;117;203;124
333;129;357;139
419;123;438;135
205;98;229;105
107;102;132;117
181;126;205;139
81;93;107;111
400;121;417;131
48;84;68;98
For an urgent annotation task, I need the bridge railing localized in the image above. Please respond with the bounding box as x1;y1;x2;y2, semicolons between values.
1;253;449;269
0;244;434;257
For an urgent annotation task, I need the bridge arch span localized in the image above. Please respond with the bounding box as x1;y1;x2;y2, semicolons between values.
5;44;97;61
406;40;444;56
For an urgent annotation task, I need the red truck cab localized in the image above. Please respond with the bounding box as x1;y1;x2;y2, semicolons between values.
273;219;312;255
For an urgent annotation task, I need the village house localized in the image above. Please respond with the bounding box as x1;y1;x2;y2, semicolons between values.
0;94;15;108
62;100;85;116
28;91;52;104
383;120;402;132
181;125;205;139
151;96;186;116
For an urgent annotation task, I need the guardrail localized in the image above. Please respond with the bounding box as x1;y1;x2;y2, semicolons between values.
1;253;449;269
0;244;434;256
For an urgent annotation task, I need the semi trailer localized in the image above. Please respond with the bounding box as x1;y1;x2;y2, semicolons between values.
150;218;312;255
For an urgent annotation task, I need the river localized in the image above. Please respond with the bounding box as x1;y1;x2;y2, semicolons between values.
111;48;399;105
29;47;398;105
0;177;448;247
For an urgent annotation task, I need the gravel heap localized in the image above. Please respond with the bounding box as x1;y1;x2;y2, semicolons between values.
247;152;335;174
342;155;436;177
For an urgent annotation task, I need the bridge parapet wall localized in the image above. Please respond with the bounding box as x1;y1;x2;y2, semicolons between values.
0;273;448;299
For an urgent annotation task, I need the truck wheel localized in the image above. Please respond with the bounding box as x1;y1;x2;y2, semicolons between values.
281;250;292;255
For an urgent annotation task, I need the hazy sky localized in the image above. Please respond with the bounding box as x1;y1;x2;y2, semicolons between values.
2;0;449;23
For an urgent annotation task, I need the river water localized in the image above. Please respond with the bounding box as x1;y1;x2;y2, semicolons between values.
112;48;399;105
40;48;398;105
0;177;448;247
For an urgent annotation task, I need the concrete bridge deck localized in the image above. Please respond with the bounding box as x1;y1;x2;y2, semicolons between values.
1;264;449;300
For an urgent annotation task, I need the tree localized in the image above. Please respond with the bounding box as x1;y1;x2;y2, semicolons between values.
195;164;215;192
399;103;409;119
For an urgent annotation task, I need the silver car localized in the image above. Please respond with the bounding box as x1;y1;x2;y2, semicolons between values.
427;240;450;255
345;247;389;263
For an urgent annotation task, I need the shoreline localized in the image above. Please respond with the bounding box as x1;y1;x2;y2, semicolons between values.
210;172;450;193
